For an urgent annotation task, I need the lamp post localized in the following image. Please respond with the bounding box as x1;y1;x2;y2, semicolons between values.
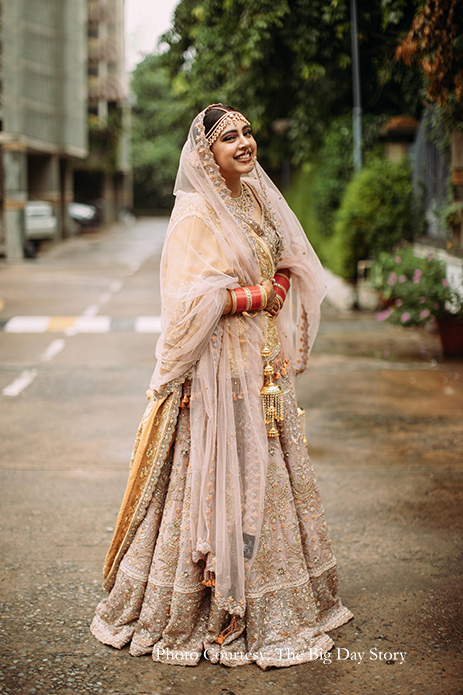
350;0;362;173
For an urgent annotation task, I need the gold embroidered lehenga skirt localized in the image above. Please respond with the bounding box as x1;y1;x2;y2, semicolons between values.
90;372;353;670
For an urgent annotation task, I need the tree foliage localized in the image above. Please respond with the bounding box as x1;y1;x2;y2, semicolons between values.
131;54;191;210
160;0;423;166
396;0;463;123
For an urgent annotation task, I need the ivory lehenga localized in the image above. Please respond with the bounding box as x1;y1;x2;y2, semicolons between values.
90;109;353;669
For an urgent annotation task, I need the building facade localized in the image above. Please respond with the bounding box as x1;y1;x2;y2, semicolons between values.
74;0;132;225
0;0;88;259
0;0;132;260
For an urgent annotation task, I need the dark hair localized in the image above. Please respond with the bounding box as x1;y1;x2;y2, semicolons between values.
203;104;240;138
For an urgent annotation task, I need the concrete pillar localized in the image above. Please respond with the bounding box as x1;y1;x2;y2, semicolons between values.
2;144;27;260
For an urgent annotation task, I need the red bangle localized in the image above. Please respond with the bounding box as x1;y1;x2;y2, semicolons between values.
231;285;265;314
274;273;290;292
248;285;263;311
273;273;290;305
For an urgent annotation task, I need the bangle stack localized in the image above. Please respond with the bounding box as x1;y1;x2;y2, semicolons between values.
273;273;290;307
230;285;267;315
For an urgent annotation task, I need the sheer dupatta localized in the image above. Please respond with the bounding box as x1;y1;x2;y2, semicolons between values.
147;109;327;617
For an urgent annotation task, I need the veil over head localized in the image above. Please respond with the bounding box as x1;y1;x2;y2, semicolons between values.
148;106;327;616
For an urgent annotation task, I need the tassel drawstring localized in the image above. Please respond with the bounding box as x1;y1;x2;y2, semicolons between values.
214;616;239;645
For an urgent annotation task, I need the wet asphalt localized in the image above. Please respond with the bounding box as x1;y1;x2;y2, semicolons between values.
0;219;461;695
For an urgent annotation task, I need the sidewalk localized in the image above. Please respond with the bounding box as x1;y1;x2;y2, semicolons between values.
0;221;461;695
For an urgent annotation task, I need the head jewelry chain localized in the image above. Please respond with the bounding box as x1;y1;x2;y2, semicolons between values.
205;105;250;146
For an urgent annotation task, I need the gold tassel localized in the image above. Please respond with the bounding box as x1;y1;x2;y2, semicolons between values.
261;344;284;438
297;406;308;448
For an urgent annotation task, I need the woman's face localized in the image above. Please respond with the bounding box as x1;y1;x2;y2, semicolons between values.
211;120;257;181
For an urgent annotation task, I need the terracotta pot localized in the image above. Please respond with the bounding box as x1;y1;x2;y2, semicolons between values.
437;316;463;357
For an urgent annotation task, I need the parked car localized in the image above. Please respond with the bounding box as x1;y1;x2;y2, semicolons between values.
25;200;58;241
68;201;99;228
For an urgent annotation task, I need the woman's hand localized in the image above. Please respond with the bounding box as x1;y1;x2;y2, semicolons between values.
262;279;276;309
265;269;291;317
262;278;280;317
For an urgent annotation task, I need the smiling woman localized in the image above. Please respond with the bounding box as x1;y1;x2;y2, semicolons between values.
90;103;353;669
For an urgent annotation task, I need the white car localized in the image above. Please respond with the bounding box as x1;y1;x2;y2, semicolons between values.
25;200;58;240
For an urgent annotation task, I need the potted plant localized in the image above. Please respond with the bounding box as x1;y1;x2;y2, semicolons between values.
371;245;463;356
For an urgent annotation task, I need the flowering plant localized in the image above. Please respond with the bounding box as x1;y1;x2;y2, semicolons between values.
371;245;463;327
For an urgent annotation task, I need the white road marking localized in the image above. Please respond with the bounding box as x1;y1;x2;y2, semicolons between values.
135;316;162;333
82;304;100;317
98;291;112;305
40;339;66;362
5;316;49;333
2;369;38;397
110;280;122;293
64;326;78;336
1;315;162;333
73;315;111;333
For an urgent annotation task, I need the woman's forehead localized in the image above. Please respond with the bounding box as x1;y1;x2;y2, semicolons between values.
221;122;250;137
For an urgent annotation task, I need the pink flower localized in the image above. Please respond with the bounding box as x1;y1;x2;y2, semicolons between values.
394;256;402;264
395;298;403;307
401;312;411;323
398;275;407;283
433;302;439;310
419;296;426;304
376;308;393;322
419;309;430;320
412;269;422;284
442;279;449;287
387;272;397;286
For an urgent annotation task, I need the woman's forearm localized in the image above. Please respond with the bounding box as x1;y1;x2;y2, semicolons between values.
222;281;275;316
223;291;233;315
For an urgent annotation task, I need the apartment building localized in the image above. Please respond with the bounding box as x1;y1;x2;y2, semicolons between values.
0;0;88;259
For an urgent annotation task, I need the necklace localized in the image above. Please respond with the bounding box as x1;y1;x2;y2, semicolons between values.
229;181;254;216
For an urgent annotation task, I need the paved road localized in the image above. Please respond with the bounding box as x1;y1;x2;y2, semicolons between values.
0;219;461;695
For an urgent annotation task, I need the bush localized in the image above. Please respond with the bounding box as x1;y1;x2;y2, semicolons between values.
372;245;463;326
312;114;389;237
330;157;415;281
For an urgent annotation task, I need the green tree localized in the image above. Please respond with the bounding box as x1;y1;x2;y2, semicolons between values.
131;54;191;210
161;0;423;167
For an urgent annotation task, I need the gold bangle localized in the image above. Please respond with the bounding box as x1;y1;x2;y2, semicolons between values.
244;287;252;311
229;289;237;314
260;284;267;310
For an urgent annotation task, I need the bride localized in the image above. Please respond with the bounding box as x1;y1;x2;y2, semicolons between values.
90;104;353;669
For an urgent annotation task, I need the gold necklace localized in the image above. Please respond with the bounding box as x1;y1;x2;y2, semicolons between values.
229;182;254;216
